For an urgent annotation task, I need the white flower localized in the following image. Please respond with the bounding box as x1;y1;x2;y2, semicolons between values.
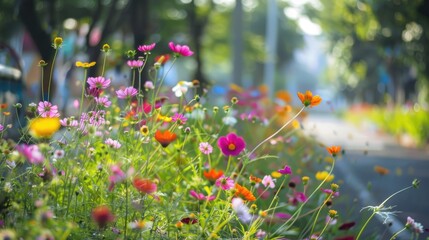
231;198;253;224
172;81;193;97
222;116;237;126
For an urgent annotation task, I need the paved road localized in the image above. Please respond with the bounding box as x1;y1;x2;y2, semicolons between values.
302;112;429;239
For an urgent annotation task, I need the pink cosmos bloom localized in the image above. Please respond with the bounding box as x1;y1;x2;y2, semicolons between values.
217;133;246;156
138;43;156;53
95;96;112;108
262;175;276;189
105;138;121;149
321;188;340;197
275;212;291;220
278;165;292;175
108;164;134;191
406;216;424;234
60;117;78;127
169;42;194;57
215;176;235;190
144;81;155;90
87;76;111;90
255;229;267;239
172;113;187;125
0;124;3;131
116;86;138;99
86;87;102;97
289;191;308;205
16;144;44;164
127;60;144;69
37;101;60;117
199;142;213;155
189;190;216;201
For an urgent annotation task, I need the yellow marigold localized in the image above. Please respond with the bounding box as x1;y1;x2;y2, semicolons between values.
29;117;61;138
75;61;96;68
297;90;322;107
234;183;256;201
315;171;334;182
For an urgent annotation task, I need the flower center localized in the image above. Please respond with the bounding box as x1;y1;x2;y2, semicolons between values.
228;143;236;151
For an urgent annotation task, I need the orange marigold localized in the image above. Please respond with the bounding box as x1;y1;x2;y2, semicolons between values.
326;146;341;157
234;183;256;201
249;175;262;184
297;90;322;107
203;169;224;181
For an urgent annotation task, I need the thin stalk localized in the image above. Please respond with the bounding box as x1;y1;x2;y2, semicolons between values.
79;69;88;116
101;53;107;77
48;49;59;101
310;193;333;235
390;227;406;240
318;218;332;239
41;66;45;101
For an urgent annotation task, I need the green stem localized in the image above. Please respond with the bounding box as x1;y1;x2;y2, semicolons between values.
101;53;107;77
310;193;333;235
48;49;59;101
79;69;88;117
356;211;376;240
41;67;45;101
124;181;129;239
318;218;332;239
390;227;406;240
131;69;136;89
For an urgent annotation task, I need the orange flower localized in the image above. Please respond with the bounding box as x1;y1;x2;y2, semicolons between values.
154;130;177;147
326;146;341;157
374;165;389;175
276;90;292;103
249;175;262;184
297;91;322;107
133;178;157;194
92;205;114;228
0;103;7;109
234;183;256;201
203;169;224;181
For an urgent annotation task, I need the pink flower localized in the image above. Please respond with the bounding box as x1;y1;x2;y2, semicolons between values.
127;60;144;69
172;113;187;125
278;165;292;175
37;101;60;117
138;43;156;53
60;117;78;127
321;188;340;197
217;133;246;156
144;81;154;90
116;86;138;99
87;76;111;90
105;138;121;149
262;175;276;188
199;142;213;155
108;164;134;191
215;176;235;190
16;144;44;164
0;124;4;131
189;190;216;201
95;96;112;107
169;42;194;57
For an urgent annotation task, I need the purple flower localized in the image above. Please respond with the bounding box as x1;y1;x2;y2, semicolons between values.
127;60;144;69
37;101;60;117
95;96;112;108
321;188;340;197
217;133;246;156
262;175;276;189
278;165;292;175
215;176;235;190
105;138;121;149
255;229;266;239
87;76;111;90
60;117;78;127
189;190;216;201
86;87;102;98
138;43;156;53
231;198;253;224
275;212;291;219
199;142;213;155
16;144;44;164
0;124;3;131
169;42;194;57
172;113;187;125
116;87;138;99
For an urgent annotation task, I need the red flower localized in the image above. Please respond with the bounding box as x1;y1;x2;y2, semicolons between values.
133;177;157;194
339;221;356;230
92;206;114;228
203;169;224;182
155;130;177;147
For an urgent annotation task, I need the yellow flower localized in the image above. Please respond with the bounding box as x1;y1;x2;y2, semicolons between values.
75;61;96;68
315;171;334;182
328;209;338;218
29;117;61;138
302;176;310;185
140;125;149;136
157;114;172;123
271;171;282;178
102;44;110;52
53;37;63;49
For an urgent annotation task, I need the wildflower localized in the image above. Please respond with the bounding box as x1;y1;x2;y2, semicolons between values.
127;60;144;69
180;215;198;225
60;117;78;127
199;142;213;155
138;43;156;53
133;177;157;194
92;206;115;228
222;116;237;126
406;216;424;234
297;90;322;107
374;165;389;175
302;176;310;185
29;117;61;138
87;76;111;90
172;113;187;125
217;132;246;156
140;125;149;136
129;219;153;230
315;171;334;182
203;169;224;181
329;209;338;218
289;191;308;205
231;197;253;223
215;176;235;190
326;146;341;157
3;182;12;193
169;42;194;57
53;149;65;159
276;90;292;103
271;171;282;178
94;96;112;108
175;221;184;229
105;138;121;149
262;175;276;189
278;165;292;175
116;86;138;99
101;43;110;52
249;175;262;185
172;81;193;97
235;183;256;201
144;81;155;90
37;101;60;117
154;130;177;147
155;54;170;65
331;183;339;192
16;144;44;164
157;113;172;123
53;37;63;49
75;61;96;68
189;190;216;201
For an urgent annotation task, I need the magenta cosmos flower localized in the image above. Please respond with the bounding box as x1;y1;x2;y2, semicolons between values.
215;176;235;190
217;132;246;156
116;86;138;99
169;42;194;57
37;101;60;117
127;60;144;69
189;190;216;201
138;43;156;53
87;76;111;90
278;165;292;175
